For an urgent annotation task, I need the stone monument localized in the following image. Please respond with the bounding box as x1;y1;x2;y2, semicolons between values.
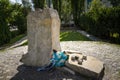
20;8;61;66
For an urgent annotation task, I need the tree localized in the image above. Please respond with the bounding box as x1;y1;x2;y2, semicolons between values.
53;0;85;26
61;0;72;24
0;0;12;46
71;0;85;26
89;0;105;20
53;0;62;17
32;0;45;9
108;0;120;7
22;0;31;8
10;3;28;34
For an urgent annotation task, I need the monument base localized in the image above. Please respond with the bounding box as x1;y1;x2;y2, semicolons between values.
65;52;104;79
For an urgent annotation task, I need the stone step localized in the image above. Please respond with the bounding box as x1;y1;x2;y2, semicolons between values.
65;53;104;79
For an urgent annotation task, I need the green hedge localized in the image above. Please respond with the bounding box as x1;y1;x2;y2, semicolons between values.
0;23;11;46
0;0;28;46
79;7;120;44
11;30;19;38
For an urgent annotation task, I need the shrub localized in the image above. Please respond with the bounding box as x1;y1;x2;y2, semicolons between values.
0;23;11;46
10;30;19;38
15;14;27;34
0;0;11;46
79;5;120;43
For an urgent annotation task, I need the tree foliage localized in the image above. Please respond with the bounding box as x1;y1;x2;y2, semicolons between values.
32;0;45;9
10;3;28;34
0;0;28;46
71;0;84;25
79;0;120;44
53;0;61;16
108;0;120;7
22;0;31;8
0;0;12;46
61;0;72;24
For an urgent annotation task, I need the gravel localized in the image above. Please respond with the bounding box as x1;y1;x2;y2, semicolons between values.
61;41;120;80
0;41;120;80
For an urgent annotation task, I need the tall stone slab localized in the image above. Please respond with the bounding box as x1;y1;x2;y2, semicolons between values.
21;8;61;66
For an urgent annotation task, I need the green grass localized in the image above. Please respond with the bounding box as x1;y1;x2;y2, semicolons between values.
9;34;26;44
13;31;91;47
0;34;26;50
60;31;91;41
20;40;28;46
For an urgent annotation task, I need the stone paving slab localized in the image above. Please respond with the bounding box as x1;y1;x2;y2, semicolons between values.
65;53;104;79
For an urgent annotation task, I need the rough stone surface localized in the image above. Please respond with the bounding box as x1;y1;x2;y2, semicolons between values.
21;8;61;66
65;53;104;78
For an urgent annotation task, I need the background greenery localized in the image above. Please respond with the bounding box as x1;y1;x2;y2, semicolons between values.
60;31;90;41
0;0;120;47
23;0;120;44
19;31;91;47
0;0;28;46
79;0;120;43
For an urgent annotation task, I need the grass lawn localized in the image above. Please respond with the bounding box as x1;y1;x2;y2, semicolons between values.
18;31;91;47
9;34;26;44
0;34;26;50
60;31;91;41
0;31;91;49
